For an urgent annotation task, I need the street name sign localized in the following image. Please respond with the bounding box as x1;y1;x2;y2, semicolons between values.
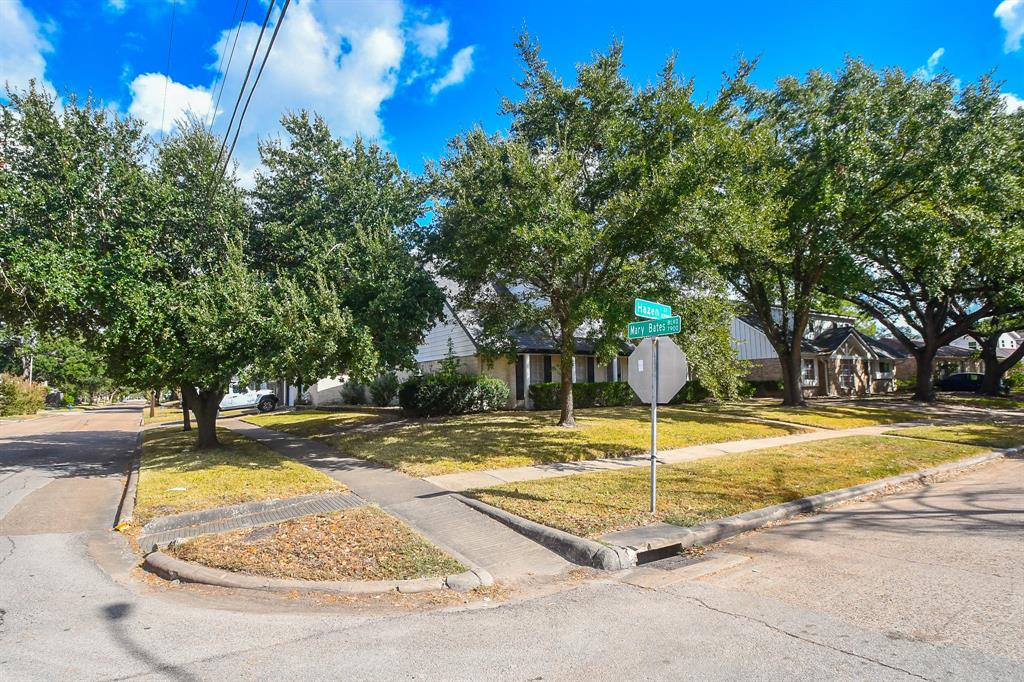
634;298;672;320
627;315;681;339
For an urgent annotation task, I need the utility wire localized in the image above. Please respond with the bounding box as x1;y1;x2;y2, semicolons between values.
218;0;291;180
205;0;249;128
158;0;179;140
212;0;277;178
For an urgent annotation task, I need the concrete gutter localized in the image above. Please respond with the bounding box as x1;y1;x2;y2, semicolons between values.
602;448;1016;556
143;550;491;594
455;494;636;571
113;431;142;529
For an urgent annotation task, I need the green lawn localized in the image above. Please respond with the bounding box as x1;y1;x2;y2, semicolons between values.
134;427;343;524
315;406;804;478
678;399;932;429
942;395;1024;410
466;435;985;538
887;422;1024;450
243;408;396;438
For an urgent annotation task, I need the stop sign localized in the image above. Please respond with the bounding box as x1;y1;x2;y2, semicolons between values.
628;337;688;404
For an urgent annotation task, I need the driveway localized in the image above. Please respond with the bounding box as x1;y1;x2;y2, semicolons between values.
0;407;1021;680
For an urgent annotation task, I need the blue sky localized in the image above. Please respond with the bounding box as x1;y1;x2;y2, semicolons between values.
3;1;1023;181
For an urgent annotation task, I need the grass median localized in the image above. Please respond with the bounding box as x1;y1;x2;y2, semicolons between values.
293;406;806;478
465;435;986;538
134;427;343;524
166;506;464;582
886;421;1023;450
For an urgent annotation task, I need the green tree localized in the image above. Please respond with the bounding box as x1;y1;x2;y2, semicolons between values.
721;60;959;405
846;79;1022;400
425;35;743;426
0;83;153;336
251;112;444;386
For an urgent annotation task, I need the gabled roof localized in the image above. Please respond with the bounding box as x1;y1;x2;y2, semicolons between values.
811;326;906;360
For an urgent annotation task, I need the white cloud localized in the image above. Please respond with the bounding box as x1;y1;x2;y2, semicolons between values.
430;45;475;95
126;0;463;181
106;0;127;12
995;0;1024;52
1001;92;1024;112
411;19;449;58
914;47;945;80
0;0;55;97
127;73;212;134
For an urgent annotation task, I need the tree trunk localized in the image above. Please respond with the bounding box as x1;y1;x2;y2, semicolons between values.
912;344;938;402
557;330;576;427
180;385;192;431
149;390;156;418
779;346;806;406
182;386;224;449
977;338;1024;396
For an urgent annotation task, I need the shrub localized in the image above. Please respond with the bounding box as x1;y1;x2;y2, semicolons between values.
0;374;47;416
1004;365;1024;393
399;374;510;416
369;371;400;407
896;376;917;392
340;381;366;405
743;379;783;398
669;379;712;404
528;381;634;410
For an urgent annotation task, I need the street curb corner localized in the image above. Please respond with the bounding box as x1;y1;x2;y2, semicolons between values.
454;493;637;571
113;431;143;530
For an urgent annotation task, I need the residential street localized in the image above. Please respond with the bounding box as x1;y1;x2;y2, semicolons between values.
0;406;1020;680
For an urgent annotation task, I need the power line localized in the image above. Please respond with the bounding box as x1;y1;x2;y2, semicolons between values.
212;0;277;177
158;0;179;140
218;0;292;180
206;0;249;128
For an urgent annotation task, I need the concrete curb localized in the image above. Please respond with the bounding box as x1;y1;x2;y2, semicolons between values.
113;431;143;529
454;494;636;571
143;550;490;594
603;448;1016;555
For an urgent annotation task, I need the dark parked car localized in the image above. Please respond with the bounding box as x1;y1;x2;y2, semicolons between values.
935;372;1004;393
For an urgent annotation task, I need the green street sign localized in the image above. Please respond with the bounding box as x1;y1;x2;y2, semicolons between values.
628;315;681;339
634;298;672;320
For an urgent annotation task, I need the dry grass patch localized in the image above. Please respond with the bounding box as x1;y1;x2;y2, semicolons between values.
243;408;397;439
135;427;342;524
467;435;985;538
167;507;464;581
322;406;804;477
888;421;1024;450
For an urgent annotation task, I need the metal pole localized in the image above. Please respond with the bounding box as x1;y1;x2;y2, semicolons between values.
650;338;658;513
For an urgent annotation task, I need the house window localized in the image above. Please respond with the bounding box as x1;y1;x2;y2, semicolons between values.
543;356;552;383
839;359;855;388
968;341;978;350
801;359;817;385
586;357;596;383
877;361;891;376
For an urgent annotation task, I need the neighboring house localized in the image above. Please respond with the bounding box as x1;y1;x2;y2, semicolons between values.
951;332;1023;353
732;312;901;397
413;297;630;409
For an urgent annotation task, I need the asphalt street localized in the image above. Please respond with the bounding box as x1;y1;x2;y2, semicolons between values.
1;406;1021;681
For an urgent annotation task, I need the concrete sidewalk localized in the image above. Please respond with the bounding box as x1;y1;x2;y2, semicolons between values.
422;423;909;492
223;418;569;581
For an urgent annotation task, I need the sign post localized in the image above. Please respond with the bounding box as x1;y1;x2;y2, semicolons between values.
650;338;658;513
627;299;687;514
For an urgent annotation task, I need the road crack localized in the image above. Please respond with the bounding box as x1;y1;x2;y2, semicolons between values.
680;593;935;681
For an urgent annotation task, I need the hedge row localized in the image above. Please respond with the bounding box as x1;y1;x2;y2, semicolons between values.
528;380;634;410
0;374;46;417
399;373;510;416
